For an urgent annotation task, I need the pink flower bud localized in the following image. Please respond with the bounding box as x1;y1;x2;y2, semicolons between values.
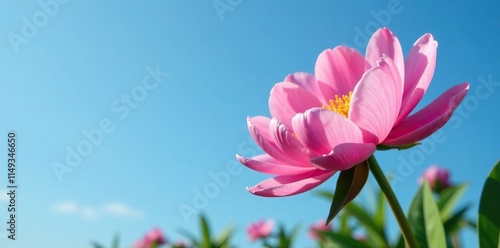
134;239;149;248
145;227;167;245
419;165;450;192
247;219;274;241
134;227;167;248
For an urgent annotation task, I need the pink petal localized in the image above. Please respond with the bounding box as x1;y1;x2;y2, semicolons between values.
247;116;299;165
397;33;438;123
383;82;469;146
349;56;403;142
247;169;335;197
284;72;327;103
310;143;376;171
269;119;312;165
269;82;322;129
315;46;369;98
366;27;404;84
237;154;313;175
248;116;273;139
291;108;365;156
261;220;275;234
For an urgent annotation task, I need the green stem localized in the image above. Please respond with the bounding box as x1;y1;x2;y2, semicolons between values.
368;155;418;248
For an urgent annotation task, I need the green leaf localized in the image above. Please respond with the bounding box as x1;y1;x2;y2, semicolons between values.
339;211;351;235
89;242;105;248
316;190;334;200
275;224;299;248
344;203;388;247
437;183;468;221
178;228;200;247
326;161;369;224
288;224;300;247
374;188;386;230
408;181;446;248
278;225;288;248
180;215;234;248
200;214;212;248
215;225;233;248
394;235;405;248
478;160;500;248
318;231;372;248
111;234;119;248
376;142;420;151
278;225;285;243
443;205;470;234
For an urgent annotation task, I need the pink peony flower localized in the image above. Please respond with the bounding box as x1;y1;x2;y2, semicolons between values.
134;239;149;248
247;219;274;241
237;27;469;197
145;228;167;245
419;165;450;192
134;227;167;248
308;220;332;240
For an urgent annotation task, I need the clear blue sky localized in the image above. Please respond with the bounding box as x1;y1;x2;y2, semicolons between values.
0;1;499;247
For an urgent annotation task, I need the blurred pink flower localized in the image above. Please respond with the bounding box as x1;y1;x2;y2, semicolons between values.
308;220;332;240
145;228;167;245
134;227;167;248
237;27;468;197
247;219;274;241
134;239;149;248
419;165;450;192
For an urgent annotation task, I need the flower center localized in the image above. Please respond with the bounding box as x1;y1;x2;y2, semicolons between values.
322;91;353;118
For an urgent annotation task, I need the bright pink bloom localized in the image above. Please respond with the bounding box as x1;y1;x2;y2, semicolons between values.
237;27;469;197
145;228;167;245
419;165;450;192
134;228;167;248
134;239;149;248
247;219;274;241
308;220;332;240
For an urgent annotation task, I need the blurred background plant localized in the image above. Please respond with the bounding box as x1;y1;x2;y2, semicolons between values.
178;214;232;248
247;219;299;248
92;162;500;248
316;165;475;248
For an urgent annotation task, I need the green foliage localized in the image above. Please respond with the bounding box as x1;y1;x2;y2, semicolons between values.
318;185;391;248
90;243;105;248
407;181;446;248
437;183;468;221
276;224;300;248
179;214;234;248
478;160;500;248
92;162;490;248
319;174;476;248
376;142;421;151
318;231;372;248
343;202;388;247
90;234;119;248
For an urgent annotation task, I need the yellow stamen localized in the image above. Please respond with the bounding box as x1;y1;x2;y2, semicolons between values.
322;91;353;118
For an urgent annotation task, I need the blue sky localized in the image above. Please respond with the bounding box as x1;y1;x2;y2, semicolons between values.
0;1;499;247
